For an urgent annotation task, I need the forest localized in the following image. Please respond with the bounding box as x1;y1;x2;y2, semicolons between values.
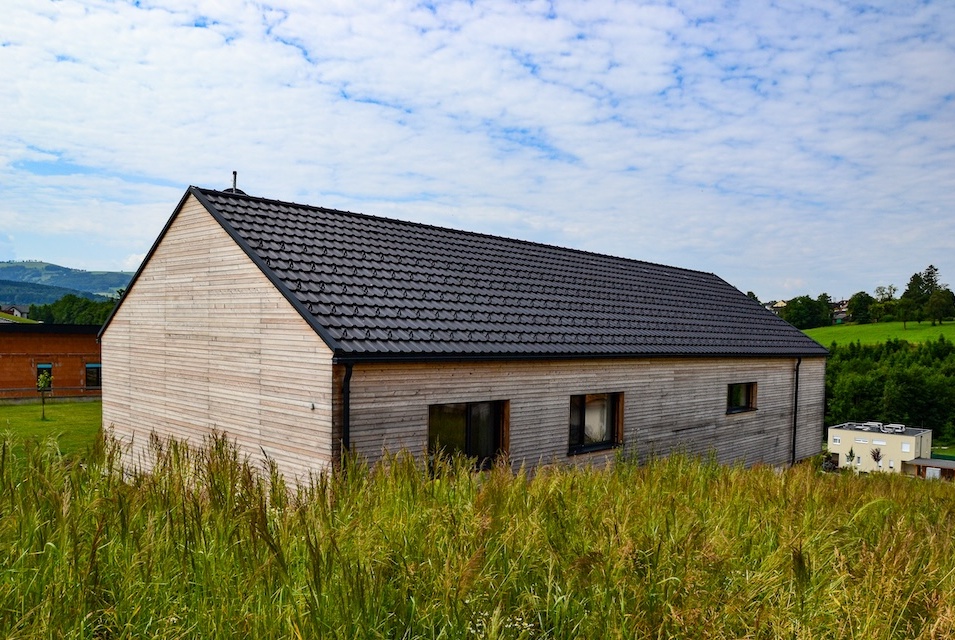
824;336;955;442
28;293;118;325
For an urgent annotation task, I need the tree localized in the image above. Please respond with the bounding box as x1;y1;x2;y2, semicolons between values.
847;291;876;324
870;447;883;470
897;297;915;329
926;289;955;325
846;447;856;467
923;264;941;295
779;295;830;329
874;285;897;303
902;271;929;308
36;370;52;420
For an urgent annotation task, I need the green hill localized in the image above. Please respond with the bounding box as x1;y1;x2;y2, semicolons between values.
0;279;109;306
0;261;132;297
804;321;955;346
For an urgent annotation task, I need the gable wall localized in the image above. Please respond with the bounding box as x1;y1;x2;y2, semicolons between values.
101;195;335;481
346;355;825;469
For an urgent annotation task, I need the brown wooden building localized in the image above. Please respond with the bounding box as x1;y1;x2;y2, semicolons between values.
0;324;102;401
101;187;828;481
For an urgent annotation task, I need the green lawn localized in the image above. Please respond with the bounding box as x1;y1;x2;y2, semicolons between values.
0;400;101;457
804;320;955;347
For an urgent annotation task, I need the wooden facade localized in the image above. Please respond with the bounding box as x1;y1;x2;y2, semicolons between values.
0;324;102;401
342;356;824;470
102;197;336;479
101;189;827;483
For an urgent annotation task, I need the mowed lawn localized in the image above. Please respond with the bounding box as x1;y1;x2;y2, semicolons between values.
0;400;101;457
804;320;955;347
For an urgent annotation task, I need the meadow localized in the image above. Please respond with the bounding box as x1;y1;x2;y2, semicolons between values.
804;321;955;347
1;422;955;638
0;400;101;457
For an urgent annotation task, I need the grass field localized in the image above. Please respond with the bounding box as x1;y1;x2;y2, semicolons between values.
804;320;955;347
0;400;101;457
2;437;955;638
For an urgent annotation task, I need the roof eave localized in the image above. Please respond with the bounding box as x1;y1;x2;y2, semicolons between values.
331;348;829;365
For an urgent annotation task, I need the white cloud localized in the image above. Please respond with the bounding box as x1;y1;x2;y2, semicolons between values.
0;0;953;300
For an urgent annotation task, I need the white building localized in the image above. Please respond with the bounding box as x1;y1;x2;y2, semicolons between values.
827;422;932;474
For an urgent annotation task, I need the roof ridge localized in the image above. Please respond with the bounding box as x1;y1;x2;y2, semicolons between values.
193;186;719;281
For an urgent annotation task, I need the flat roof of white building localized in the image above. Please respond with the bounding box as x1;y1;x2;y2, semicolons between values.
828;421;930;437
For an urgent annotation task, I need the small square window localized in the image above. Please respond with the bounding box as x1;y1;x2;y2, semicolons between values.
902;443;911;453
726;382;757;414
832;436;841;445
568;392;622;455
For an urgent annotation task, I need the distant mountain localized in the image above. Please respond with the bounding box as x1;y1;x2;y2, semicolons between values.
0;261;132;297
0;279;110;306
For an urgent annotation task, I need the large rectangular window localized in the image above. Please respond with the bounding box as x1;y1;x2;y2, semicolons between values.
568;392;622;455
85;364;102;389
726;382;757;414
428;401;507;470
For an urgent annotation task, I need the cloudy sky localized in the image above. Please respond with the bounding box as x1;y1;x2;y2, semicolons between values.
2;0;953;302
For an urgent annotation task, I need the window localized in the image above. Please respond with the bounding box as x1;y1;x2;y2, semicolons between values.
36;363;52;390
902;443;911;453
832;436;841;445
726;383;757;413
873;439;887;446
85;364;102;389
568;393;622;455
428;401;507;470
855;438;869;444
889;460;894;469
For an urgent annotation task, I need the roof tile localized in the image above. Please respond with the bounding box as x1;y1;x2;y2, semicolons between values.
195;187;828;361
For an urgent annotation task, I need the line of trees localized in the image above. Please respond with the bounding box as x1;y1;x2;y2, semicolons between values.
773;265;955;329
28;293;119;325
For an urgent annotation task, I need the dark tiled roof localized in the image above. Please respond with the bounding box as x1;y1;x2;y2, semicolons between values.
191;187;827;362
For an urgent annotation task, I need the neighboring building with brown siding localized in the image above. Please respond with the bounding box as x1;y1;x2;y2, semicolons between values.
100;186;828;481
0;324;102;401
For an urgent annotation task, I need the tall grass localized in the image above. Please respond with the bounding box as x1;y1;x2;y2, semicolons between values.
2;433;955;638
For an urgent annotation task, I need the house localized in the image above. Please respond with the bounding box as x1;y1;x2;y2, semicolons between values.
0;324;103;401
100;186;828;481
830;300;849;324
0;305;31;323
827;421;932;474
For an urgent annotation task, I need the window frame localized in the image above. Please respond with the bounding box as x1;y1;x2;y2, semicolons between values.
726;382;757;414
568;392;623;456
85;363;102;390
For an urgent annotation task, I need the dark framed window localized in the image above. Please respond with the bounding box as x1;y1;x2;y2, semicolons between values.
36;363;52;390
85;364;102;389
727;382;757;414
428;400;508;470
568;392;623;455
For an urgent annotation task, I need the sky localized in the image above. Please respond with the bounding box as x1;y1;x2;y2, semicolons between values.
1;0;953;302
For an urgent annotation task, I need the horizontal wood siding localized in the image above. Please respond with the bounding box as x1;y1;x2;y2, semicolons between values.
102;195;335;482
346;356;826;470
